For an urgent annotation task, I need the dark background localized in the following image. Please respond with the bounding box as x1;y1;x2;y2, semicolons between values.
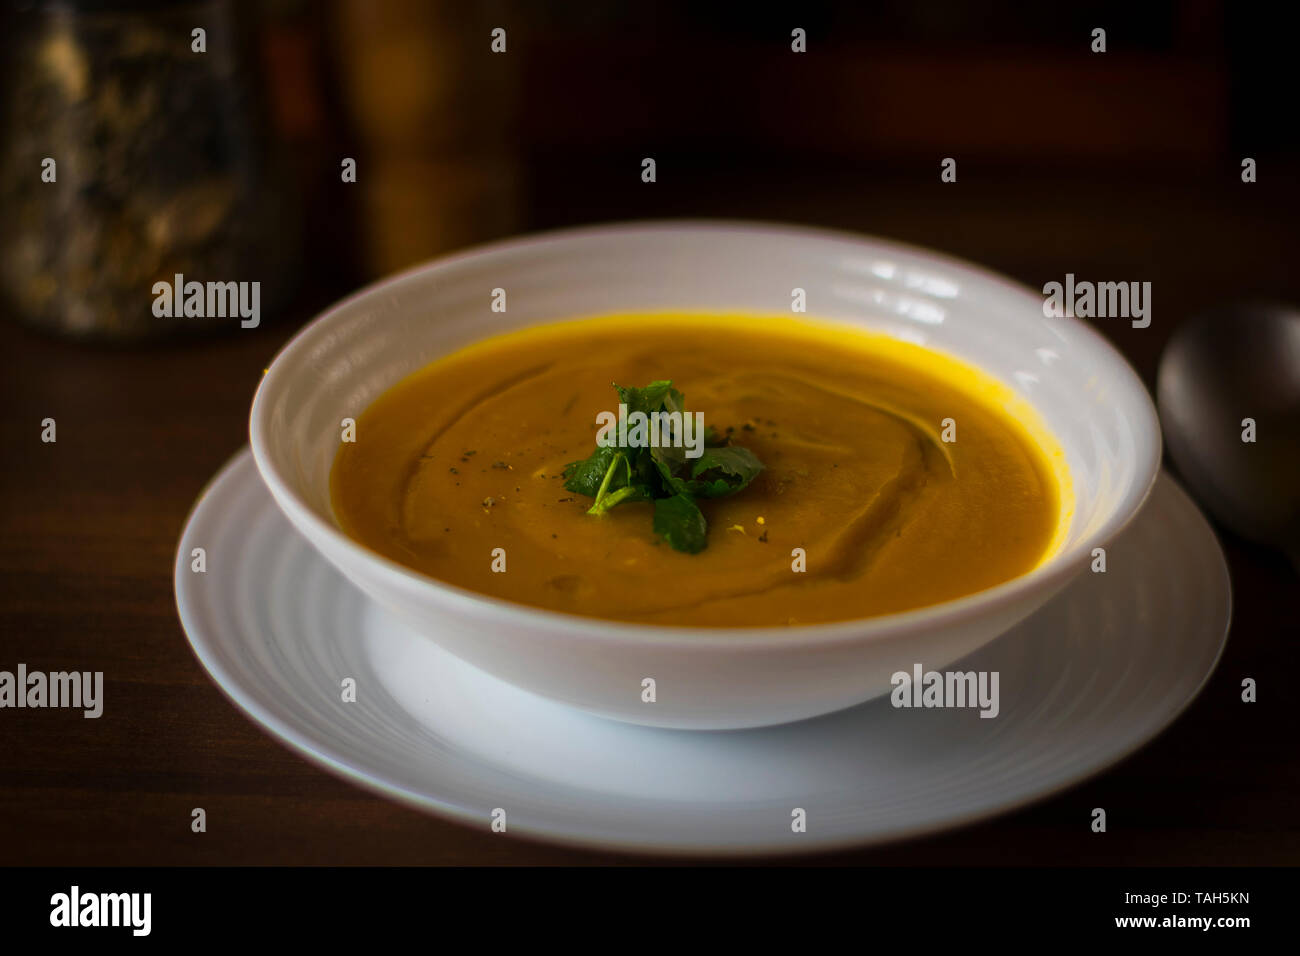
0;0;1296;864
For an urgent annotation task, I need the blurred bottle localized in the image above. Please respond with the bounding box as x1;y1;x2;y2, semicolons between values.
331;0;521;277
1;0;299;340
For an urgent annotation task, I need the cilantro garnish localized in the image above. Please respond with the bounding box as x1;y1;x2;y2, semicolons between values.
561;381;764;552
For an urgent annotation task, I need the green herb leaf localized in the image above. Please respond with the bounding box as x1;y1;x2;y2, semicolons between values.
615;380;677;417
651;444;763;498
653;493;708;553
562;445;621;497
688;445;765;497
565;447;655;515
592;450;655;515
562;381;764;552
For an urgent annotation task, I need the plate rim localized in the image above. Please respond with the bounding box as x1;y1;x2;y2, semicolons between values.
174;448;1233;857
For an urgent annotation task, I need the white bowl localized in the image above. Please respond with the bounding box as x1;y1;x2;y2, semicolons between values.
250;221;1161;730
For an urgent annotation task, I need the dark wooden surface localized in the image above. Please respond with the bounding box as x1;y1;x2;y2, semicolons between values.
1;166;1298;865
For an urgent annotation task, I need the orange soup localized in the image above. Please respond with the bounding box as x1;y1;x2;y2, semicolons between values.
330;315;1068;626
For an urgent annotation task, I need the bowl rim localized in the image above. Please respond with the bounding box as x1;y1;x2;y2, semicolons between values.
249;218;1163;648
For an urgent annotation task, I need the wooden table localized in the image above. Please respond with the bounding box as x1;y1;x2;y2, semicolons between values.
2;166;1297;865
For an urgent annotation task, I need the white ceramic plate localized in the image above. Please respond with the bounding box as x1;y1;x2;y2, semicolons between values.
175;450;1230;856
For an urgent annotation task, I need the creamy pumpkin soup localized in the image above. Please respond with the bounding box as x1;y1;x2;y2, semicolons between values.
330;314;1069;626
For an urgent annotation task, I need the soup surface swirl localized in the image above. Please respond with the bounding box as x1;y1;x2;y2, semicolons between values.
330;314;1067;626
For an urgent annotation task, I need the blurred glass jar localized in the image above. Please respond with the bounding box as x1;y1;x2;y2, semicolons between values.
1;0;299;340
